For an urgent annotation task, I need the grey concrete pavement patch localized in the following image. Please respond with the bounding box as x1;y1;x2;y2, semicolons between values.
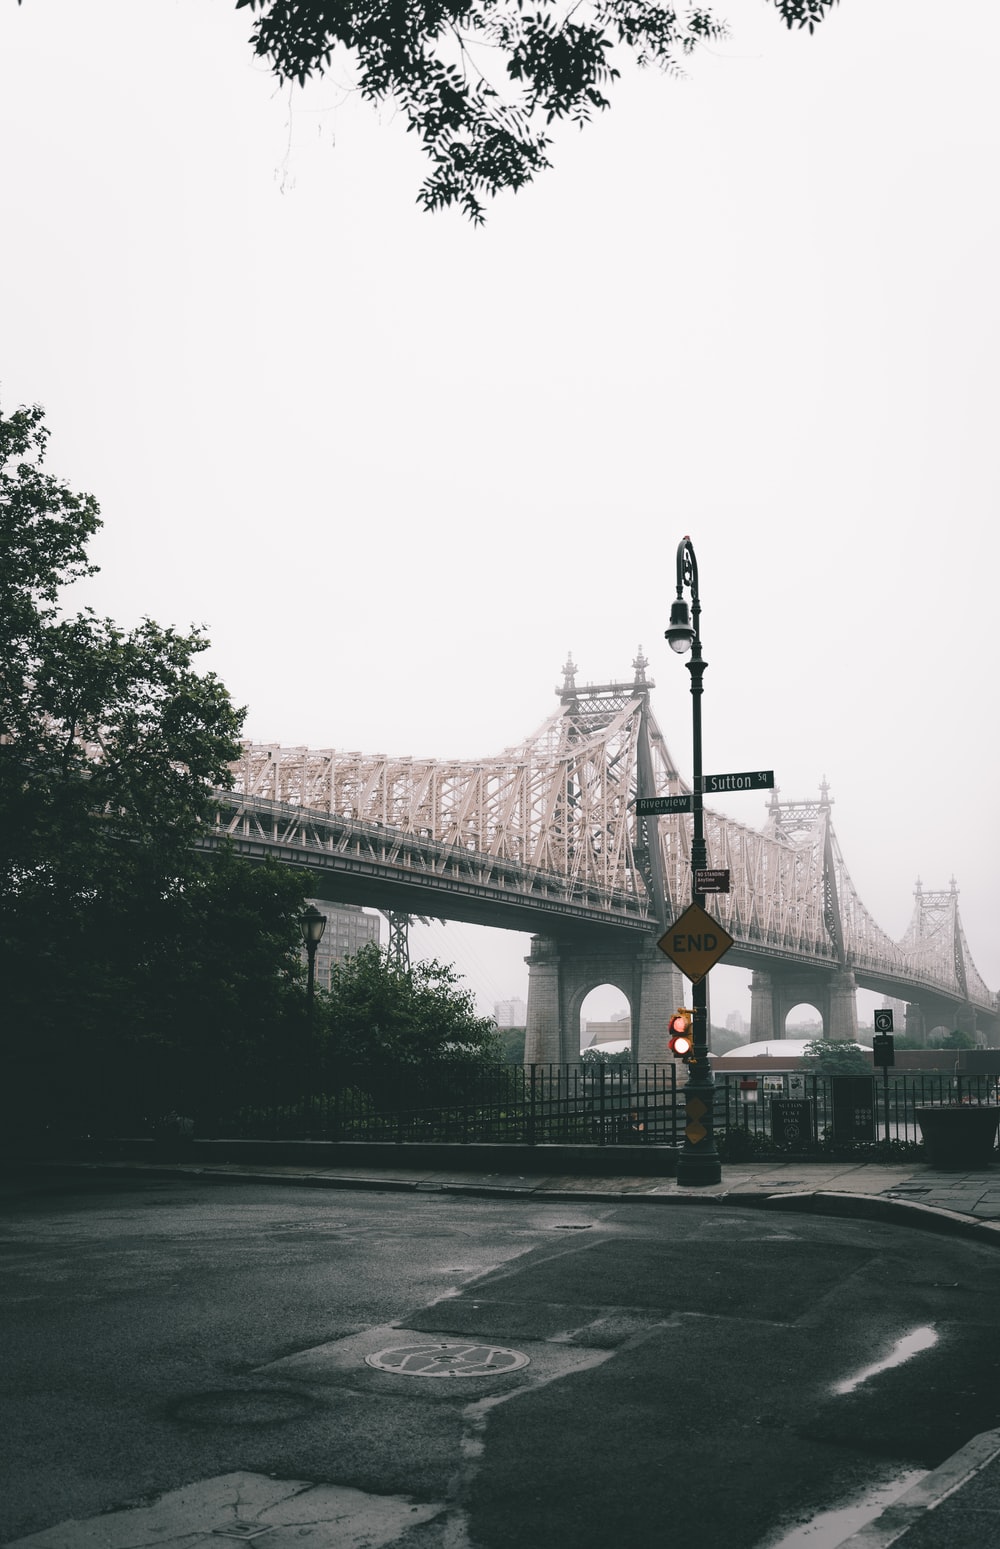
4;1472;444;1549
830;1428;1000;1547
254;1322;609;1394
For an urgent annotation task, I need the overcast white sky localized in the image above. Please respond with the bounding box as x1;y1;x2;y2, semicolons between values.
2;0;998;1030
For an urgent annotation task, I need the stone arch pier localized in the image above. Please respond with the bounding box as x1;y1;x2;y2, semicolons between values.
524;935;682;1065
750;967;860;1043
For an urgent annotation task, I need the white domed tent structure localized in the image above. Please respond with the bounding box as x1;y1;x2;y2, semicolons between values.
713;1039;874;1068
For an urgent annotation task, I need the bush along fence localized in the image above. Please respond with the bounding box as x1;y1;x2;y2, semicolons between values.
180;1064;1000;1160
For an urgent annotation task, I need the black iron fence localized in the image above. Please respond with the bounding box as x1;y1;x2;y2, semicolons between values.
718;1068;1000;1151
190;1063;1000;1154
208;1062;684;1147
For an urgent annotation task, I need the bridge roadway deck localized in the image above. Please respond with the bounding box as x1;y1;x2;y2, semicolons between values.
199;827;652;940
200;836;991;1023
204;795;996;1021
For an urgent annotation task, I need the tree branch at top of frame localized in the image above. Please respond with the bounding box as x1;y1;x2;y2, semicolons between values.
235;0;840;221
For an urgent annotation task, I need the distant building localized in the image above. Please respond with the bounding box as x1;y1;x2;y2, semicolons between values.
495;997;527;1028
303;902;380;990
726;1010;747;1035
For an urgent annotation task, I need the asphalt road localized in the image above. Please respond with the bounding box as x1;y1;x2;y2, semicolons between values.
4;1172;1000;1549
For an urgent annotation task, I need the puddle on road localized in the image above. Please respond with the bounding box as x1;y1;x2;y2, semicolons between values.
758;1328;939;1548
832;1325;938;1396
760;1469;927;1549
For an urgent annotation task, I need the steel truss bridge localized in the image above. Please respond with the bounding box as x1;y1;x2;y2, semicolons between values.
211;653;997;1033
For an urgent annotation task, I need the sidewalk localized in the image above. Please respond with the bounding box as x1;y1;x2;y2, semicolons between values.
19;1151;1000;1240
8;1152;1000;1548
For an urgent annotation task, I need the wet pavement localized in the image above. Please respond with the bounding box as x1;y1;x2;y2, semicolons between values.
5;1153;1000;1548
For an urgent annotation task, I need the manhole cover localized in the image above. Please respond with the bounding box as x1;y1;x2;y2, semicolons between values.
170;1389;317;1426
365;1342;531;1377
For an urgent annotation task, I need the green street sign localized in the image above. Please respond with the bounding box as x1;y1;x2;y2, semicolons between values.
634;795;693;815
700;770;775;794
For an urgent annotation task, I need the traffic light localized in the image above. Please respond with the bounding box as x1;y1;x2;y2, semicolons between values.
668;1008;694;1059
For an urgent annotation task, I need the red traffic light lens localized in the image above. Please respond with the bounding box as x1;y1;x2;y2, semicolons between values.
668;1008;694;1057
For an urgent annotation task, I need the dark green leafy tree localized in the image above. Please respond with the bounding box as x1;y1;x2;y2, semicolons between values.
236;0;839;219
132;848;316;1120
931;1028;976;1051
581;1045;631;1067
496;1023;526;1064
708;1023;750;1056
318;942;502;1098
1;404;311;1133
801;1039;871;1077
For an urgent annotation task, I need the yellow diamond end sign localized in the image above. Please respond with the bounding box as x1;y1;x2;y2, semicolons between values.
657;902;734;983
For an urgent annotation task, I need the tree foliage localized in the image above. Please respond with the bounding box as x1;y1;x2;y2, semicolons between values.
800;1039;870;1076
319;942;501;1075
1;408;244;874
1;403;312;1132
931;1028;976;1051
580;1045;631;1067
236;0;839;219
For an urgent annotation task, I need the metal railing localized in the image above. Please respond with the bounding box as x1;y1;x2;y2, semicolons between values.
201;1065;1000;1153
205;1062;682;1146
717;1069;1000;1149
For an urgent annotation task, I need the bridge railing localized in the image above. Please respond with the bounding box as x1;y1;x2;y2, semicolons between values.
210;793;651;922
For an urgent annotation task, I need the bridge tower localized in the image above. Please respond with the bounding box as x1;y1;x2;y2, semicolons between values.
749;782;859;1042
385;912;412;972
523;651;684;1064
901;880;978;1044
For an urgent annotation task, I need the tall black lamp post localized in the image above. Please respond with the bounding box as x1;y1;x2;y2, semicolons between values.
300;905;327;1012
665;536;722;1186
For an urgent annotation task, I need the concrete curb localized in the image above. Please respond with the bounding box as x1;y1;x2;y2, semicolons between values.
749;1188;1000;1245
831;1427;1000;1547
13;1161;1000;1247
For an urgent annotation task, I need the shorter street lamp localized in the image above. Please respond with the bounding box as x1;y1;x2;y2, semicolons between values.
299;906;327;1011
665;535;722;1187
